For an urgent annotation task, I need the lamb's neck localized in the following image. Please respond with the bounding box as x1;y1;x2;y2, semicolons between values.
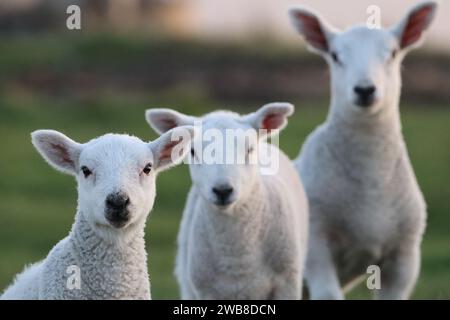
323;98;407;181
64;212;150;299
201;181;268;254
326;98;404;146
69;212;147;265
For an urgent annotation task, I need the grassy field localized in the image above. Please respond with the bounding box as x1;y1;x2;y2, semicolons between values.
0;92;448;299
0;33;448;299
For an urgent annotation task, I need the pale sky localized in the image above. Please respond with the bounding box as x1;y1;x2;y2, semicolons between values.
189;0;450;50
2;0;448;50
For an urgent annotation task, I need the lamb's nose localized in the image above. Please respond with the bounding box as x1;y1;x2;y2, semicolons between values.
106;193;130;211
354;86;376;107
212;185;234;206
105;192;130;228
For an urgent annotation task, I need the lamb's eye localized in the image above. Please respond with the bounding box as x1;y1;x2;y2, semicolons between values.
143;163;152;175
331;51;340;64
81;166;92;178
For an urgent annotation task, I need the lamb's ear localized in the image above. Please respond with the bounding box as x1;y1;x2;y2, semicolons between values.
244;103;294;138
149;126;195;172
288;6;338;55
31;130;82;176
390;1;438;51
145;108;196;135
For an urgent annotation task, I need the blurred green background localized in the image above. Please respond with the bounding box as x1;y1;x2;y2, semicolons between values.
0;0;449;300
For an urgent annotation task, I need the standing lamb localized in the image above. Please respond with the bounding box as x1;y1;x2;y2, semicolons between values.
146;103;309;299
1;127;194;300
288;1;438;299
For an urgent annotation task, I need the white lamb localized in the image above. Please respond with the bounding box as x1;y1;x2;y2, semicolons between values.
1;127;194;299
288;1;438;299
146;103;309;299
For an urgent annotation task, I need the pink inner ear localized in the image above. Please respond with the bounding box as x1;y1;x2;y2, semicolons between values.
293;12;328;52
401;6;433;49
159;118;178;131
262;113;284;131
50;143;73;165
159;138;182;161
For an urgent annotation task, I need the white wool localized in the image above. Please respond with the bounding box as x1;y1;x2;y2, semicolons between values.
1;127;194;300
289;1;438;299
146;104;309;299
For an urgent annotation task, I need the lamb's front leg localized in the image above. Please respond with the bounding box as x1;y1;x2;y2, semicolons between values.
180;275;198;300
271;272;301;300
376;245;420;300
305;233;343;300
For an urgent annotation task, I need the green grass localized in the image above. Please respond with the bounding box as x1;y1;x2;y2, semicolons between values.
0;92;448;299
0;33;448;299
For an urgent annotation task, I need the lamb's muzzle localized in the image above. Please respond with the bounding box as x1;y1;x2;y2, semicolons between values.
105;191;131;228
212;184;235;206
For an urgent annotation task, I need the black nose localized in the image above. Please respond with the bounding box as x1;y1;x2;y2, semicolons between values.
106;193;130;210
212;185;234;206
105;192;130;226
354;86;376;107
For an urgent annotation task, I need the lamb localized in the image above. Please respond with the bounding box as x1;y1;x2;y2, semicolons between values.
288;1;438;299
146;103;309;299
1;127;194;300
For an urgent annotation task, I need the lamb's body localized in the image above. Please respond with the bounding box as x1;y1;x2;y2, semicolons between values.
177;143;308;299
289;1;436;299
1;262;43;299
296;116;425;299
1;128;194;300
2;214;150;300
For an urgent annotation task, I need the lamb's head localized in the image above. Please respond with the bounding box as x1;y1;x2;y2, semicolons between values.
146;103;294;213
31;128;193;234
289;1;438;116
